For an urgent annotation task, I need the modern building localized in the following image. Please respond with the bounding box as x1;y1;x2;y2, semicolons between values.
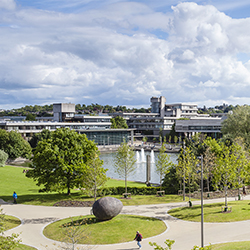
175;117;224;139
0;103;135;145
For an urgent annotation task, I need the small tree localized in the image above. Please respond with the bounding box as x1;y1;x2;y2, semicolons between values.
203;147;215;192
114;140;136;193
155;143;173;190
0;150;8;167
111;116;128;129
149;239;175;250
213;143;238;210
82;154;108;201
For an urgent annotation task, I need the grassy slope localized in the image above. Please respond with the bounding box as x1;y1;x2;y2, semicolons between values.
0;165;154;206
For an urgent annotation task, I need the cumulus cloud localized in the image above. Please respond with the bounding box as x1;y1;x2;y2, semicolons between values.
1;1;250;109
0;0;16;10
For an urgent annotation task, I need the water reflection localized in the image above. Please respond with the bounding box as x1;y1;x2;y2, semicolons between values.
100;150;178;184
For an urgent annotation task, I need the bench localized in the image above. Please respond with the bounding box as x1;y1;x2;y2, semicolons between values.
122;193;131;199
221;206;232;212
156;191;165;197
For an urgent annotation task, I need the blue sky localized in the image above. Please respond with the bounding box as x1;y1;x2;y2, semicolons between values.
1;0;250;109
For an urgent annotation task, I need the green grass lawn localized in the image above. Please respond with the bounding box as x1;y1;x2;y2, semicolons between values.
2;215;35;249
0;165;186;206
212;241;250;249
44;214;167;244
4;215;21;230
168;200;250;222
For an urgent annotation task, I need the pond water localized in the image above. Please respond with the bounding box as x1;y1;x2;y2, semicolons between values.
100;149;178;184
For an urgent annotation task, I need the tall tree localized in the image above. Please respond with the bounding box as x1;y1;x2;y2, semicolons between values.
114;140;136;193
202;147;215;192
0;130;31;160
221;105;250;147
213;143;238;210
26;128;98;195
155;143;173;190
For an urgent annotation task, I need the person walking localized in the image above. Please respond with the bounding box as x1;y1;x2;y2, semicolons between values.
13;191;17;204
134;231;142;249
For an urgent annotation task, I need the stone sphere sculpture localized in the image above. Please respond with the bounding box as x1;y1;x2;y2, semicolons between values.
92;197;123;221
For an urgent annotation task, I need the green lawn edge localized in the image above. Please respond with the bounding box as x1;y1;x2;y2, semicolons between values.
168;200;250;222
212;241;250;249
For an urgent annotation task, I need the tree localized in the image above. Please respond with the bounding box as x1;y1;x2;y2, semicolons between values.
155;143;173;190
213;143;238;210
0;150;8;167
221;105;250;147
202;147;215;192
0;130;31;160
176;145;198;203
82;154;108;201
149;239;175;250
28;129;52;148
162;165;179;194
113;140;136;193
25;113;36;121
26;128;98;195
111;116;128;129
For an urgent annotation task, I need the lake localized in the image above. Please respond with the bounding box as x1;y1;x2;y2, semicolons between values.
100;149;178;184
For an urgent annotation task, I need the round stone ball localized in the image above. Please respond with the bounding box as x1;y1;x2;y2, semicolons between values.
92;197;123;221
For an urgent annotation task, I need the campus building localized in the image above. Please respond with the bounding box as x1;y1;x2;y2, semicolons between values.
0;103;135;145
111;96;218;138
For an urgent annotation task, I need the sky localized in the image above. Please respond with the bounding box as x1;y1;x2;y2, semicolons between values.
1;0;250;110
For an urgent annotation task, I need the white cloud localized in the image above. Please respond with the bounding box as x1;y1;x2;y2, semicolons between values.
0;0;16;11
1;1;250;109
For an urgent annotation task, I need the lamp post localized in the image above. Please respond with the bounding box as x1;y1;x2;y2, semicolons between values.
197;155;204;248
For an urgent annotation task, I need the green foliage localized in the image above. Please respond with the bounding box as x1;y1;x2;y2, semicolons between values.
192;244;212;250
0;150;8;167
221;105;250;148
113;141;136;193
155;143;173;190
25;113;36;121
149;239;175;250
111;116;128;129
0;129;32;160
26;128;98;195
99;186;160;196
81;154;108;201
28;129;52;148
162;165;179;194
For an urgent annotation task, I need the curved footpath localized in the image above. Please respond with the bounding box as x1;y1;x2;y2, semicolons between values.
2;196;250;250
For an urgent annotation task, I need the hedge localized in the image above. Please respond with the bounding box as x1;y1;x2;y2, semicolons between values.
98;186;161;196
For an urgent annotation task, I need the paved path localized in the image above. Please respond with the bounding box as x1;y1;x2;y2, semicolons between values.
2;196;250;250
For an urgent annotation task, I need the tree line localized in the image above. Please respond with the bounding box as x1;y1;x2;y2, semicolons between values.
0;103;151;117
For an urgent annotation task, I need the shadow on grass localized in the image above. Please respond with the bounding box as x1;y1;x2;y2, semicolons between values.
0;192;89;205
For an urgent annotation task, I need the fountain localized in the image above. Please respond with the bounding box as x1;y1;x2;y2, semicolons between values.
141;148;146;162
136;151;140;163
150;150;155;163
